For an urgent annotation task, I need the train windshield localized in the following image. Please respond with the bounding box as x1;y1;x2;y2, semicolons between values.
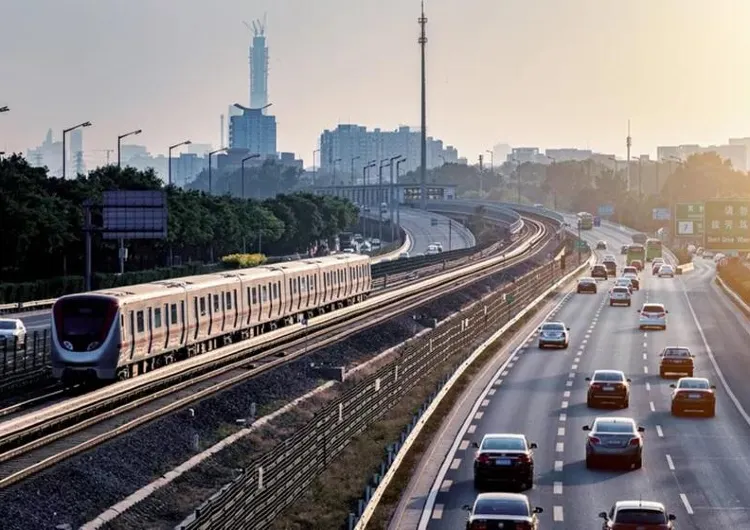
54;297;118;350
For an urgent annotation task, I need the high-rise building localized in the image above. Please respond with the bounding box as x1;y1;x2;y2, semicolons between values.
248;17;269;110
229;107;277;156
27;129;63;175
318;124;459;183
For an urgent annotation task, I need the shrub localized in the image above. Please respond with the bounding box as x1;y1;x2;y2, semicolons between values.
718;259;750;304
673;248;692;265
220;253;268;269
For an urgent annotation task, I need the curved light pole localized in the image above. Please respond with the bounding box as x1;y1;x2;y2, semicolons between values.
388;155;402;241
378;158;392;242
0;106;9;113
395;157;406;236
168;140;191;186
208;147;228;195
241;153;260;199
62;121;92;178
117;129;142;167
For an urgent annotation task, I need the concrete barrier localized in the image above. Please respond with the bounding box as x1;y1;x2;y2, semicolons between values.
677;262;694;274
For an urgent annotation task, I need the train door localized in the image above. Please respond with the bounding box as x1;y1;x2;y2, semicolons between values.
163;304;170;349
128;311;136;360
232;290;239;328
193;297;200;341
288;278;295;314
146;307;154;355
179;301;186;344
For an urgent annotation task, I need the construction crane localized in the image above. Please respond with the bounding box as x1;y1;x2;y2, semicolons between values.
94;149;115;165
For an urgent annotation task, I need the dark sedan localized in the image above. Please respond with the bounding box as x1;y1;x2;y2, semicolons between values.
464;493;542;530
577;278;598;293
670;377;716;416
586;370;631;408
473;433;537;490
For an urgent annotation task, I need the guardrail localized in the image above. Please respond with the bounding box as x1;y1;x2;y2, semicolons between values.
175;238;582;530
423;201;523;234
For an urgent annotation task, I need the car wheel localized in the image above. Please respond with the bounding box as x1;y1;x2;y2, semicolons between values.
609;301;614;306
538;343;544;349
633;456;643;470
562;342;569;349
585;455;595;469
627;301;631;306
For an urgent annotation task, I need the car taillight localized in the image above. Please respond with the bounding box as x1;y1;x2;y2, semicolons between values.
476;454;490;464
588;436;601;445
591;383;602;390
629;437;641;446
656;312;665;317
515;523;532;530
471;522;487;530
517;453;531;463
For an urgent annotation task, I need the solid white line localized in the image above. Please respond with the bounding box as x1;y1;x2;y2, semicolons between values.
646;382;651;391
644;366;649;374
649;401;656;412
680;493;694;514
656;425;664;437
474;412;484;420
554;460;564;472
557;427;565;436
556;442;564;452
553;481;563;494
561;401;569;409
553;505;564;521
563;390;571;398
450;458;461;470
432;504;444;519
459;440;470;451
439;479;452;493
559;413;567;422
666;454;675;470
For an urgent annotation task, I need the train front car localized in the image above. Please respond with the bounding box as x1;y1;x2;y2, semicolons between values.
51;294;122;383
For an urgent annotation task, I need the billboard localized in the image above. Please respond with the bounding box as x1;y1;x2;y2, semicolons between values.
704;199;750;251
102;190;168;240
674;202;704;237
598;204;614;217
652;208;670;221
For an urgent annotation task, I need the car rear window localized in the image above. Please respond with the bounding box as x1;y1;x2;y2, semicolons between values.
613;287;629;294
542;323;565;331
482;437;526;451
615;509;667;524
594;421;635;433
593;372;625;382
474;498;529;516
664;348;690;357
678;379;708;389
642;304;665;313
593;265;605;271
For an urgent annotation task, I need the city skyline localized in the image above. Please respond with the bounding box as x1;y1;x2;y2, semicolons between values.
2;0;750;168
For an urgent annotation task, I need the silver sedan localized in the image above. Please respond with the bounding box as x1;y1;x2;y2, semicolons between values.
583;417;645;469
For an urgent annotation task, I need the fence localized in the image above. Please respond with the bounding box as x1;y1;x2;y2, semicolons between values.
176;243;585;530
0;331;52;393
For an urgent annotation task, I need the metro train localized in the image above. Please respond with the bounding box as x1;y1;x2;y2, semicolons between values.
50;254;372;383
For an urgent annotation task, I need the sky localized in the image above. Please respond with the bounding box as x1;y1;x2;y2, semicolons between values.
2;0;750;168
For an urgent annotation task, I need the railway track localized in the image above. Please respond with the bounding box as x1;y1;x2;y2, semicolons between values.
0;218;551;489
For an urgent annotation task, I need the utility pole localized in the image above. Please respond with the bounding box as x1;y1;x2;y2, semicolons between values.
626;119;632;192
478;154;484;197
418;0;428;210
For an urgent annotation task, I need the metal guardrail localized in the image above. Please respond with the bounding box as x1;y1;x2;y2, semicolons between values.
175;244;578;530
0;299;56;315
0;331;51;392
423;201;523;234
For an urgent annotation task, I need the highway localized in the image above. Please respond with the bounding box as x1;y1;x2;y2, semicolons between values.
391;220;750;529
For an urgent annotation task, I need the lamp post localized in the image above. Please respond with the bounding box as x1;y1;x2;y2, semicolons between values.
168;140;191;186
117;129;142;168
241;154;260;199
62;121;92;178
350;156;360;187
0;106;8;113
396;158;405;235
312;148;320;187
363;160;377;238
389;155;402;242
546;156;557;210
208;147;228;195
378;158;391;242
332;158;342;196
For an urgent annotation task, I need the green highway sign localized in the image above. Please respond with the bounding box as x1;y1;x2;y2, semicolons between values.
674;202;704;237
576;239;588;249
704;199;750;251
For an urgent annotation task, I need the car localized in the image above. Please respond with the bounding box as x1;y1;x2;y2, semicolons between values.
591;264;608;280
599;500;676;529
583;417;645;469
602;260;617;276
659;346;694;377
638;303;668;330
622;266;638;276
620;245;629;255
613;277;634;292
609;286;632;306
463;493;542;529
630;259;643;271
0;318;26;347
432;241;443;252
537;321;570;348
670;377;716;416
398;252;410;259
425;244;441;255
472;434;537;490
653;257;665;266
577;277;598;294
622;272;640;290
652;263;662;275
586;370;631;408
596;240;608;250
658;264;675;278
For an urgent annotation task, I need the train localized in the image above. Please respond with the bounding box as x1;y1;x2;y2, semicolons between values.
50;254;372;383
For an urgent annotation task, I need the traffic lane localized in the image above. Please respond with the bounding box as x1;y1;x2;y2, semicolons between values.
644;269;750;527
425;282;602;529
20;311;51;332
559;272;674;528
397;209;472;255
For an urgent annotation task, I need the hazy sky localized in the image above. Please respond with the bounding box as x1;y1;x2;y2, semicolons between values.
2;0;750;168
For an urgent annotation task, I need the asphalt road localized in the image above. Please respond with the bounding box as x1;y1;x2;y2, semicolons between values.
396;207;476;255
7;312;51;334
399;220;750;529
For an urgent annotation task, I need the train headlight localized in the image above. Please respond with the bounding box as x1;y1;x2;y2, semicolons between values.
63;341;74;351
86;341;100;351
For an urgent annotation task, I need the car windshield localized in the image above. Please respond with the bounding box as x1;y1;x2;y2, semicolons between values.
664;348;690;357
593;372;625;382
474;498;529;517
542;323;565;331
643;305;665;313
0;321;16;330
482;437;526;451
594;421;635;433
678;379;709;389
615;509;667;524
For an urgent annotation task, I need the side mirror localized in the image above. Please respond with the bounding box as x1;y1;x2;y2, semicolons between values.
711;385;717;389
668;514;676;521
462;504;471;511
669;384;676;388
585;377;591;381
666;310;669;314
627;378;632;382
529;442;538;449
533;507;543;514
637;426;645;432
582;425;590;431
598;511;608;519
566;327;570;331
472;442;479;448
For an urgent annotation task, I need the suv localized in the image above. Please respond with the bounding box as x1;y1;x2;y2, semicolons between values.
602;260;617;276
599;500;676;529
592;264;608;280
596;241;608;250
610;286;632;306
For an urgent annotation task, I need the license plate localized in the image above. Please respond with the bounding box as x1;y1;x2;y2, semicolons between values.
689;393;702;399
606;440;621;447
603;387;615;391
495;459;512;466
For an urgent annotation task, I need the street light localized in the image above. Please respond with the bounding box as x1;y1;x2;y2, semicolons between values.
378;158;392;242
363;160;377;238
0;106;8;113
117;129;142;167
62;121;92;178
241;154;260;199
395;157;406;237
168;140;191;186
350;156;360;186
208;147;229;195
388;155;403;242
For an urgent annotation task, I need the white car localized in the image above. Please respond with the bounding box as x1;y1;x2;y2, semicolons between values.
425;245;441;255
538;321;570;349
614;278;634;292
431;242;444;252
609;286;632;306
0;318;26;346
638;303;668;330
658;264;675;278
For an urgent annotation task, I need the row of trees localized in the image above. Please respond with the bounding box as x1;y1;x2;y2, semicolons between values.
0;155;358;302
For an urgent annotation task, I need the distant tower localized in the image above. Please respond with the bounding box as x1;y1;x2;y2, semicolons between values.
220;114;225;148
625;120;632;192
69;128;85;175
74;151;85;175
245;15;269;112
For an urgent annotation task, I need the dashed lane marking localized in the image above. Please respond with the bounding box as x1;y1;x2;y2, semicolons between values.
553;481;563;494
644;366;649;374
501;370;509;376
467;424;477;434
650;401;656;412
432;504;444;519
507;362;515;368
474;412;484;420
568;372;575;379
554;506;564;521
481;399;490;407
666;454;675;470
571;363;578;370
643;342;648;348
557;427;565;436
643;353;648;360
494;379;503;386
459;440;470;451
439;480;452;493
450;458;461;470
582;339;588;345
646;382;651;391
556;442;564;452
566;380;573;387
554;460;564;472
559;413;567;422
563;390;571;398
561;401;569;409
488;388;496;396
680;494;694;515
656;425;664;437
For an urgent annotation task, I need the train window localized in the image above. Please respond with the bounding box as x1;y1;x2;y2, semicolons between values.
252;286;258;304
233;290;237;311
247;287;252;307
213;294;220;312
199;297;207;316
136;311;145;333
274;282;280;299
225;291;232;310
262;285;268;302
170;303;178;324
154;308;162;328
